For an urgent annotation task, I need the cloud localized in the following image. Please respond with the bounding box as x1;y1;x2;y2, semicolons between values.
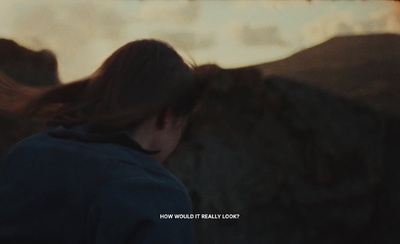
232;23;288;46
2;1;131;81
299;11;363;45
150;30;215;51
299;5;400;47
8;2;128;46
363;7;400;33
138;2;201;25
0;1;204;81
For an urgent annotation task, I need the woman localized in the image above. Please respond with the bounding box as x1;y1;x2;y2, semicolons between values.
0;39;213;244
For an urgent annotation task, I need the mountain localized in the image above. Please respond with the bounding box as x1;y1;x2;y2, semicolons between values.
255;34;400;116
167;34;400;243
168;67;400;244
0;38;60;86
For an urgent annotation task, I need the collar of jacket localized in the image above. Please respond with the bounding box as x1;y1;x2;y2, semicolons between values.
48;124;161;155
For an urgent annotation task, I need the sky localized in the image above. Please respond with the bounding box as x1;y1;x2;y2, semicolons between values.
0;0;399;82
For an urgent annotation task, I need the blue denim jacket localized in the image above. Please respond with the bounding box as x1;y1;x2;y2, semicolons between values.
0;125;193;244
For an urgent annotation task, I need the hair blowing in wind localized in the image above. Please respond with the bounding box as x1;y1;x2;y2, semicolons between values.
0;39;218;132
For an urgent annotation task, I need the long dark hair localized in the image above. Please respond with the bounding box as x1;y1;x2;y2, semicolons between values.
0;39;215;132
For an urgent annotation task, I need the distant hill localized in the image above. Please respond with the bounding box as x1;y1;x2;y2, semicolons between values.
0;38;60;86
255;34;400;116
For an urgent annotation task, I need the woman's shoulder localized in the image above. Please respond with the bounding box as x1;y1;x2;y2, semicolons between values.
86;166;193;244
90;171;192;218
1;126;192;209
3;125;190;196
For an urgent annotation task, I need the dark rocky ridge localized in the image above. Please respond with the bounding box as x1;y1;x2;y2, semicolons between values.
167;34;400;243
0;38;60;86
167;66;400;243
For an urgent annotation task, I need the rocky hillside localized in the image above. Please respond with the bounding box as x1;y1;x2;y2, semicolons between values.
256;34;400;116
168;66;400;244
0;38;60;86
168;34;400;243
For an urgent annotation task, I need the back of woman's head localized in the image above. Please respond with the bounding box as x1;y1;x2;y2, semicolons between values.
0;39;214;132
67;39;199;131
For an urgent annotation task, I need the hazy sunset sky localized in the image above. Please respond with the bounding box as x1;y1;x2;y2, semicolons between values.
0;0;399;82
